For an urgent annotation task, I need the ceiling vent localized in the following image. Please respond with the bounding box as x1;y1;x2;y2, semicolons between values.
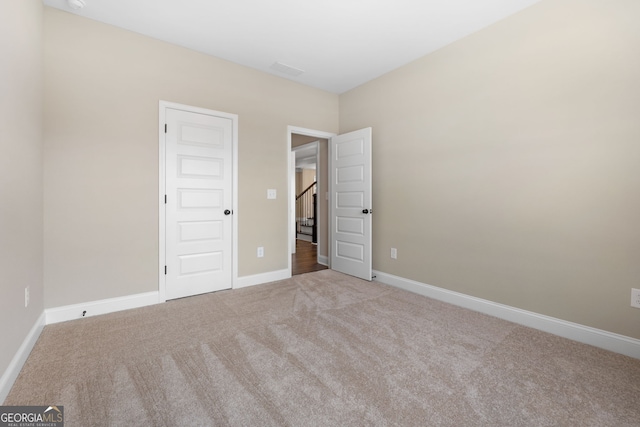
270;62;305;77
67;0;86;10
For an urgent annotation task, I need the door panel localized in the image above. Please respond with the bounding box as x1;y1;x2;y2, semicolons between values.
330;128;372;281
165;108;233;300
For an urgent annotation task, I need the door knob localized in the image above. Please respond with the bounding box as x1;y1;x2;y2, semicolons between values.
224;209;231;215
362;209;369;214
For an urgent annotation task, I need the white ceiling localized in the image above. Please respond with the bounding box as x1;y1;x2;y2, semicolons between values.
43;0;542;94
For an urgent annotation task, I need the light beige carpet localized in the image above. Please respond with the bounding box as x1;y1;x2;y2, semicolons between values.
6;270;640;426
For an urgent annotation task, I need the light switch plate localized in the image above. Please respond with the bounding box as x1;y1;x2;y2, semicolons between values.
632;288;640;309
267;189;277;199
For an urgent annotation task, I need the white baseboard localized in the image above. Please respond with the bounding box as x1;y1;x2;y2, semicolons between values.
373;270;640;359
318;255;329;266
235;269;291;289
45;291;160;325
0;312;45;404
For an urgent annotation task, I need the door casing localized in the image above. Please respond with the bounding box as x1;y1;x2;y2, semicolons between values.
288;126;336;274
159;101;238;302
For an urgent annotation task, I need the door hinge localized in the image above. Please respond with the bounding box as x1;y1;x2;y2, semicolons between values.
164;266;167;275
164;194;167;204
164;124;167;133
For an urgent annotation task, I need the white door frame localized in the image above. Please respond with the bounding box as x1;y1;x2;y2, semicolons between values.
159;101;239;302
287;126;336;275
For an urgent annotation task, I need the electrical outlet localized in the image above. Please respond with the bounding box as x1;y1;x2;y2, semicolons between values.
257;246;264;258
631;288;640;309
390;248;397;259
267;189;277;199
25;286;29;308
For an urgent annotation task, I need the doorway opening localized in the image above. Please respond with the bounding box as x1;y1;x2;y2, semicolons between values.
288;126;335;276
288;126;373;280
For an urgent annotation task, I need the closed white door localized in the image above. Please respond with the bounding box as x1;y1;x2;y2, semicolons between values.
164;108;233;300
330;128;372;281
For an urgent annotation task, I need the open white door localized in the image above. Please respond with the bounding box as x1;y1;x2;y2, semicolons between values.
330;128;372;281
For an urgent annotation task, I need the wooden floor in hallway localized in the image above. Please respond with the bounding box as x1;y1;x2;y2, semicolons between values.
292;239;328;276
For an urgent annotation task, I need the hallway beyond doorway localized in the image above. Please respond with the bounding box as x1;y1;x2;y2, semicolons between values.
292;240;328;276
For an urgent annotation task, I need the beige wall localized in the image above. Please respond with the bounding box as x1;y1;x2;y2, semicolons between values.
44;7;338;308
292;135;319;148
5;1;636;378
300;169;316;193
0;1;44;385
340;0;640;339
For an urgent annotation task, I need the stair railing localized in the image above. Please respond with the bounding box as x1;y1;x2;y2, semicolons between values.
296;181;317;243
